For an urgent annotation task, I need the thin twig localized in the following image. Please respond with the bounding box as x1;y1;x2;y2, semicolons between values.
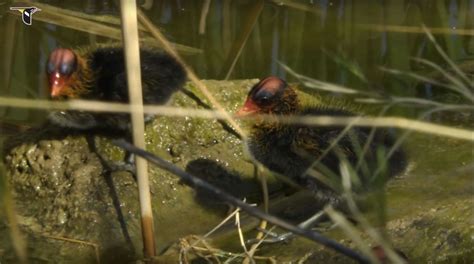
235;209;252;263
202;209;241;239
186;207;240;257
42;234;100;264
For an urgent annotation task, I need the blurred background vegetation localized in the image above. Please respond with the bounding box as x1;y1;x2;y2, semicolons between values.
0;0;472;126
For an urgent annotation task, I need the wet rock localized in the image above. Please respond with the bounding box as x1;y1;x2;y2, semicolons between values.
2;79;269;263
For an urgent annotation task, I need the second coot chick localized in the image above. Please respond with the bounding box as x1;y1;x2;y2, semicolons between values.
237;76;407;203
46;45;186;137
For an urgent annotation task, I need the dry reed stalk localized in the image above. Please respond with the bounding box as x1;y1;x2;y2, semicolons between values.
119;0;155;258
0;97;472;141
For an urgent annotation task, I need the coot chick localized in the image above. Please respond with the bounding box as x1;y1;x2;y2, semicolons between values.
46;45;186;136
237;76;407;203
46;45;186;170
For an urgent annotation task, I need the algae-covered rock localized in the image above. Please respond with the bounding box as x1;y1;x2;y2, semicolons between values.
2;79;271;263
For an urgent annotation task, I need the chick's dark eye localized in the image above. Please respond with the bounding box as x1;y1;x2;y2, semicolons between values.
254;89;274;104
59;61;75;75
47;62;55;74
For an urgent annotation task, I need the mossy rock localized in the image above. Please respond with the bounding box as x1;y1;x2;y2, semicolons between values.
1;79;272;263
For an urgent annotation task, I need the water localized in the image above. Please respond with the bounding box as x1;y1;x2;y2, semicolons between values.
0;0;472;123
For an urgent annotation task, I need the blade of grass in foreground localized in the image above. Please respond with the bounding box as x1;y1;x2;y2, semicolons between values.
422;25;472;89
0;96;472;141
1;164;27;263
337;161;407;263
412;58;472;100
279;62;375;96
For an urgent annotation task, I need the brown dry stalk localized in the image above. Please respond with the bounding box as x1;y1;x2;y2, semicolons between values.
120;0;155;258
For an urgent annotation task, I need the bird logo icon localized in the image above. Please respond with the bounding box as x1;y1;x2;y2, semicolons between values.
9;6;41;26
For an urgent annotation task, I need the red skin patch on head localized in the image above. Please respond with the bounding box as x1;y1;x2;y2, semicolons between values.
47;48;76;98
257;76;286;94
236;76;286;117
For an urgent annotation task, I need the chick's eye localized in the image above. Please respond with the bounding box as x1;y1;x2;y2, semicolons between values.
47;62;55;74
254;89;274;104
60;62;75;75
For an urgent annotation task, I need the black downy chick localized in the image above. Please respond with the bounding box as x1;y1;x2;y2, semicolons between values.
237;76;408;251
46;46;186;170
237;76;407;204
